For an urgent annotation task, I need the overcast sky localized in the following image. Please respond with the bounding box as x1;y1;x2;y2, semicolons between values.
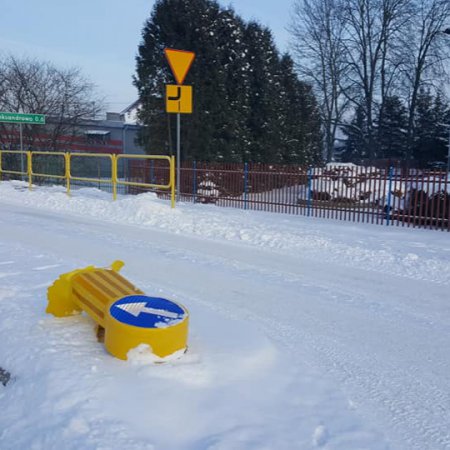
0;0;293;112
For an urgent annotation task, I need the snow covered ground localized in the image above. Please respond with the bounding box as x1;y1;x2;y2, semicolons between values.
0;181;449;450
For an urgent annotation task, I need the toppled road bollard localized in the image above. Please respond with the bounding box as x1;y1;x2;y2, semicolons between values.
47;261;189;360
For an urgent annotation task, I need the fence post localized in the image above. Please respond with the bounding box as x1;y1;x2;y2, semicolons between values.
170;156;175;208
27;151;32;190
307;167;313;217
386;165;394;226
112;154;117;201
244;162;248;210
150;159;155;184
193;160;197;203
65;153;71;196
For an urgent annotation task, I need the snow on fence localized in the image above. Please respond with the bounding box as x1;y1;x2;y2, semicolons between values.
129;160;450;231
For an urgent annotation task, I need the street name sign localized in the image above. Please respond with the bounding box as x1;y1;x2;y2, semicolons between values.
0;112;46;125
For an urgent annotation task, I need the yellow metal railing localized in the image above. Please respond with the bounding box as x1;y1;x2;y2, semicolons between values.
68;152;115;196
0;150;31;188
114;154;175;207
0;150;176;208
29;151;68;193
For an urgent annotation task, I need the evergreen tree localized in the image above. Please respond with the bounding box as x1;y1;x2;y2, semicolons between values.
208;8;251;162
278;54;322;165
376;96;408;159
413;91;450;167
134;0;323;164
135;0;248;161
243;22;283;163
341;105;368;162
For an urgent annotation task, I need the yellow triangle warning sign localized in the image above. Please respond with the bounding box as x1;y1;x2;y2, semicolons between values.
164;48;195;85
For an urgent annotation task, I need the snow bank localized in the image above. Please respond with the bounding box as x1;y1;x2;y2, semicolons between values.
0;180;449;285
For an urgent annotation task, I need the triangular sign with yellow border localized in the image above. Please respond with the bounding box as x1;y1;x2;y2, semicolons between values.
164;48;195;85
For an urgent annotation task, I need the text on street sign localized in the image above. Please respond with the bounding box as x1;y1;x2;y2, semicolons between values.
0;112;46;125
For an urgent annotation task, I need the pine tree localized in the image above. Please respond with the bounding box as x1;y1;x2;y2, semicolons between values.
278;54;322;165
134;0;323;164
135;0;249;161
376;96;408;159
206;8;251;162
341;105;368;162
413;91;450;167
243;22;283;163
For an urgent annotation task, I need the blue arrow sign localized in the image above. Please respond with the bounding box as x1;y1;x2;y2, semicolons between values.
110;295;186;328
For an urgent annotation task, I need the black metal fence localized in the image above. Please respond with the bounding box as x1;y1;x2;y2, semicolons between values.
129;161;450;231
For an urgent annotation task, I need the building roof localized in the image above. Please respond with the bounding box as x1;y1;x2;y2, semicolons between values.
120;99;140;115
120;100;141;125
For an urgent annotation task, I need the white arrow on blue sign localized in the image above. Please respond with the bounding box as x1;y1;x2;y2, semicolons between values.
110;295;185;329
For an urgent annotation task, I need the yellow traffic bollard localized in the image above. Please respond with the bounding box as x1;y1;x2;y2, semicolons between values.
46;261;189;360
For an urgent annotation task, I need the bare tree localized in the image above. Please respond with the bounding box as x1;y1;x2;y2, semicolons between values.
290;0;350;162
398;0;450;157
339;0;411;159
0;55;104;150
290;0;450;162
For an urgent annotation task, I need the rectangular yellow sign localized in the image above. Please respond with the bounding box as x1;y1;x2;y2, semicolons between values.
166;85;193;114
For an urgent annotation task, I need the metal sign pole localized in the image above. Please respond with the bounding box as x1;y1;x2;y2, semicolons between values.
164;48;195;204
0;113;45;181
177;113;181;201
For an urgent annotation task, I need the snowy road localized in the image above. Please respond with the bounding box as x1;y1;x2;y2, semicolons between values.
1;185;449;449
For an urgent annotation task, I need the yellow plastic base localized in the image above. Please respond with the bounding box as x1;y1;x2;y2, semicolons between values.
104;307;189;360
46;266;94;317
